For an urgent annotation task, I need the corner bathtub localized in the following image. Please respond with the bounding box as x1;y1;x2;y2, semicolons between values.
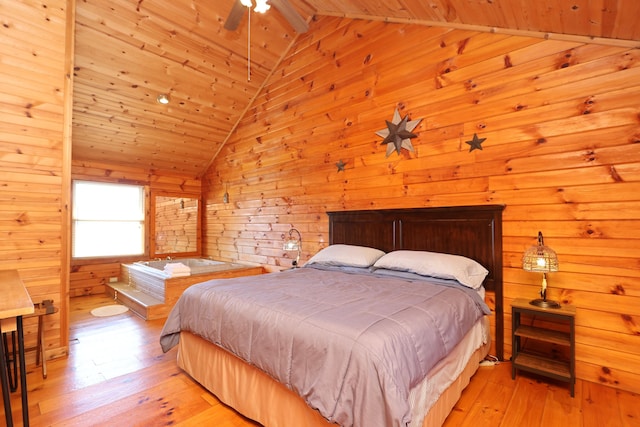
116;258;264;319
133;258;244;277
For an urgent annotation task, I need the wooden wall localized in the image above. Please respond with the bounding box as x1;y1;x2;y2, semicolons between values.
70;160;201;296
154;196;199;255
202;17;640;394
0;0;73;362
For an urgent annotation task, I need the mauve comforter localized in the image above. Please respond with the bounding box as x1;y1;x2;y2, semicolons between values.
160;266;489;427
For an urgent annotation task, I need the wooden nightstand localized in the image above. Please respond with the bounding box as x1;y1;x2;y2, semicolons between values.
511;298;576;397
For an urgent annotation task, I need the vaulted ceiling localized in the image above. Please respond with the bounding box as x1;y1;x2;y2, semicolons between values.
72;0;640;178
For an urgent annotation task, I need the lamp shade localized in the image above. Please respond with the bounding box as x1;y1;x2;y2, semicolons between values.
283;228;302;268
283;236;300;251
523;231;560;308
522;231;558;272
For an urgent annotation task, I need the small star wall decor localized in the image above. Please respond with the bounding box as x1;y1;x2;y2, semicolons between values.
336;159;346;172
376;109;422;157
465;133;486;152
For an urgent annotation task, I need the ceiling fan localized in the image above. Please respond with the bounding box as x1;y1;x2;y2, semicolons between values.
224;0;309;33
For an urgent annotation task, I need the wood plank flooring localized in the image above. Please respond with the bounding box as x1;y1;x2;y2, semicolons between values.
1;294;638;426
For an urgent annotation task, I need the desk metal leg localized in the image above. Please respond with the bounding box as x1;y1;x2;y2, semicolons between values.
3;331;18;392
0;322;13;427
17;316;29;427
37;314;47;379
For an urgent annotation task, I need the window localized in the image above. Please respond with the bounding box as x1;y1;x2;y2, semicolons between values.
72;181;145;258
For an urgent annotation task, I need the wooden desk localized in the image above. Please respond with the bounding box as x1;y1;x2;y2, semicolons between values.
0;270;34;427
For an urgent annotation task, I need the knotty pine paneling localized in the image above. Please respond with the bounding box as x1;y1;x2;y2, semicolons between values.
71;160;202;296
304;0;640;42
0;0;72;364
203;16;640;394
72;0;296;177
69;262;121;297
154;195;199;254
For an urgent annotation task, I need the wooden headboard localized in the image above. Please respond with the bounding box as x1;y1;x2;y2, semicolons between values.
328;205;505;360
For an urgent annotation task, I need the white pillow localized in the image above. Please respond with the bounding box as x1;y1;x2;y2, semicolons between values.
305;244;386;268
372;250;488;289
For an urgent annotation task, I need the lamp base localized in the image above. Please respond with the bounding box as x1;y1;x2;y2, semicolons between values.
529;298;561;309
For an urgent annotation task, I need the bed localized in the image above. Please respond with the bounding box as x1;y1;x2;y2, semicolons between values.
160;205;504;427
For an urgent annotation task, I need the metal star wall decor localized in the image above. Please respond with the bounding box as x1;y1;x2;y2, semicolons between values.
336;159;346;172
376;109;422;157
465;133;486;152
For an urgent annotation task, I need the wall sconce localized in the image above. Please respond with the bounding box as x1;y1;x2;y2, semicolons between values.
283;228;302;268
223;183;229;204
522;231;560;308
156;93;170;105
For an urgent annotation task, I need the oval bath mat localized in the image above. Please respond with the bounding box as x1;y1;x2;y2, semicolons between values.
91;304;129;317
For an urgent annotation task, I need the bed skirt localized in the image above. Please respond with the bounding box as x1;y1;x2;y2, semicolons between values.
177;319;490;427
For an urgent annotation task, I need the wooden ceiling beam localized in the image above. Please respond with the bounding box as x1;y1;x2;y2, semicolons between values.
313;12;640;48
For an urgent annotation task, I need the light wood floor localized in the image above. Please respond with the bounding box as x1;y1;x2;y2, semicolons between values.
2;294;638;426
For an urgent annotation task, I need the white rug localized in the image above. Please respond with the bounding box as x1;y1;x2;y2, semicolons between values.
90;304;129;317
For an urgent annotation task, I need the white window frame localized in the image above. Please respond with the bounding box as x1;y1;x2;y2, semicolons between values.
72;180;146;259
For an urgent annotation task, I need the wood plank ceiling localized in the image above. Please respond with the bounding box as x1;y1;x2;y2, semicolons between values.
72;0;640;178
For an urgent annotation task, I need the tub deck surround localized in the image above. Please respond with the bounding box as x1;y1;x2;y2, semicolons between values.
110;259;264;320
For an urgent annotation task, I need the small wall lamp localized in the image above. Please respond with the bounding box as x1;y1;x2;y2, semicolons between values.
522;231;560;308
283;228;302;268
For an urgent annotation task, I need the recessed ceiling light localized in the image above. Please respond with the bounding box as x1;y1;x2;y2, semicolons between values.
156;93;170;104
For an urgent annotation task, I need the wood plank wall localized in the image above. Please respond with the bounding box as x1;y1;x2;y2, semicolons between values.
0;0;72;363
154;196;199;254
202;17;640;394
70;160;201;296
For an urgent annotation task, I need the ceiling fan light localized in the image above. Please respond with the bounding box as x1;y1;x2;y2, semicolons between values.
240;0;253;7
254;0;270;13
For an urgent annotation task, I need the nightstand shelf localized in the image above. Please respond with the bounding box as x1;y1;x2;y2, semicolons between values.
514;325;571;346
513;352;571;379
511;298;576;397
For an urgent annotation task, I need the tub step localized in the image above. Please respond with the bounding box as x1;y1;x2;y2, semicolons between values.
106;282;164;320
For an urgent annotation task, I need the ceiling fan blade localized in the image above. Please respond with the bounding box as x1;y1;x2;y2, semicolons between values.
224;0;246;31
269;0;309;33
